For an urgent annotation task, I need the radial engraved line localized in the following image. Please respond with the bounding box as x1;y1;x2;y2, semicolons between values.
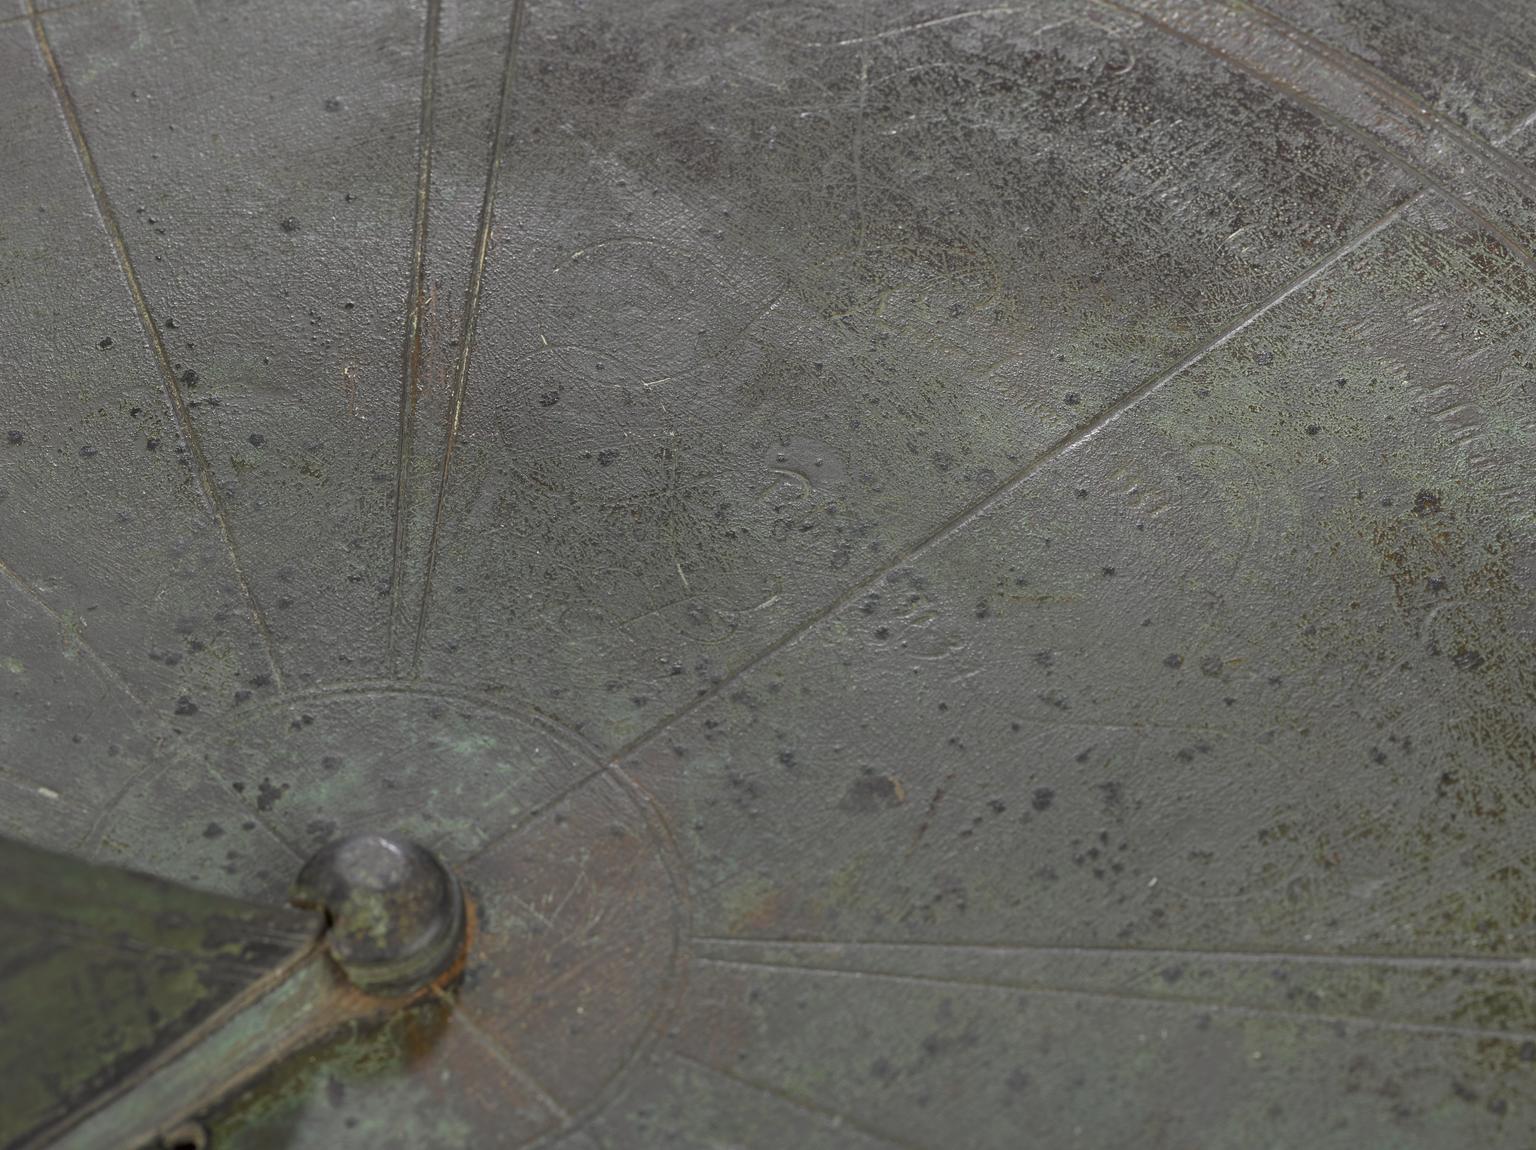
77;753;166;853
26;1;287;691
409;0;527;674
436;987;574;1125
386;0;444;676
459;762;610;868
0;556;147;709
667;1050;927;1150
693;935;1536;972
609;192;1419;765
693;955;1536;1044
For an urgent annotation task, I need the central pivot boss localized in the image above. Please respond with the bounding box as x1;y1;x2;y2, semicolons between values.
291;834;467;996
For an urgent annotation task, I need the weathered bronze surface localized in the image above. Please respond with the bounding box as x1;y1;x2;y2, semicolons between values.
4;0;1536;1144
0;838;320;1148
1;834;470;1149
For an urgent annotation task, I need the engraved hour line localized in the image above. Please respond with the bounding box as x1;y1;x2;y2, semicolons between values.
667;1050;926;1150
459;763;611;869
1099;0;1536;273
26;1;287;692
693;935;1536;972
0;556;148;710
434;988;575;1126
607;193;1417;769
693;956;1536;1045
385;0;444;677
77;752;167;853
409;0;528;675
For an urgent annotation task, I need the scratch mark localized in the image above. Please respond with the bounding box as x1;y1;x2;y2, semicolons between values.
796;7;1029;49
548;856;592;929
410;0;527;675
667;1050;923;1150
26;1;286;691
640;286;786;390
906;771;953;856
340;363;360;416
852;26;870;248
506;892;556;932
0;555;147;710
386;0;443;677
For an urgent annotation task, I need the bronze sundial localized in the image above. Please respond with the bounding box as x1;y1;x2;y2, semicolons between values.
3;0;1536;1145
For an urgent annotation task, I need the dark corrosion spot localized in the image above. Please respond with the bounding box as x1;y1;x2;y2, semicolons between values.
840;774;905;814
1452;648;1485;672
256;777;288;812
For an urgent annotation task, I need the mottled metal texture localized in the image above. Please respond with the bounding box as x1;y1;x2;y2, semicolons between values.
51;944;380;1150
0;839;320;1148
3;0;1536;1144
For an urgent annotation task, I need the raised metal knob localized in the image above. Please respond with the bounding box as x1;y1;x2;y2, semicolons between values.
291;834;466;997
